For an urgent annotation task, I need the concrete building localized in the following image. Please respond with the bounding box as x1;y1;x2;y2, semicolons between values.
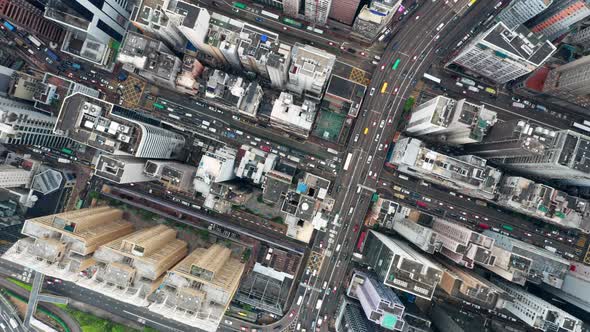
44;0;130;68
0;165;32;189
270;92;316;138
33;73;99;116
82;225;188;306
266;43;291;89
389;137;502;199
2;207;134;281
235;144;278;185
496;0;553;30
432;218;494;268
238;24;279;79
0;0;64;42
483;230;570;288
437;259;510;310
527;0;590;41
362;230;443;300
493;278;583;332
449;22;556;84
542;55;590;108
347;271;405;331
205;70;263;117
195;12;243;68
335;298;373;332
542;262;590;314
144;160;197;193
149;244;245;331
329;0;360;25
324;75;366;117
467;123;590;187
94;155;153;184
283;0;300;16
193;147;236;195
406;96;497;145
569;25;590;47
390;214;439;254
286;43;335;102
497;176;590;230
304;0;331;25
118;31;182;89
8;71;42;102
0;96;71;148
352;0;401;41
55;93;185;159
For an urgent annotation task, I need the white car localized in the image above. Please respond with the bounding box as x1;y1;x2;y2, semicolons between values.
379;120;385;128
369;88;375;96
224;320;233;325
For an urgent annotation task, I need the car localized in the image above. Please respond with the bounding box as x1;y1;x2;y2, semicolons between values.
360;51;366;56
379;120;385;128
393;87;399;94
511;97;521;102
372;121;377;126
283;26;287;30
374;133;380;142
289;310;296;318
380;64;386;70
225;320;233;325
354;134;359;142
255;17;263;22
415;15;420;20
434;34;440;40
525;232;532;237
378;144;383;151
412;55;418;61
367;155;372;164
369;88;375;96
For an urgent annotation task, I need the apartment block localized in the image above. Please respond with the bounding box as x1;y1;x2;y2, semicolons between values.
2;207;134;281
144;161;197;193
33;73;99;116
496;0;553;30
193;146;237;195
149;244;245;331
304;0;331;25
347;271;406;331
449;22;556;84
389;138;502;199
432;218;494;268
542;262;590;313
0;165;33;189
527;0;590;41
266;43;291;89
363;230;443;300
283;0;301;17
352;0;401;41
286;43;335;102
406;96;497;145
238;24;279;79
483;230;570;288
82;225;188;306
235;144;278;185
205;69;263;117
494;278;583;332
118;31;182;89
542;55;590;107
569;25;590;47
55;93;185;159
270;92;317;138
335;298;373;332
0;0;64;42
329;0;360;25
497;176;590;230
94;155;154;184
198;12;243;68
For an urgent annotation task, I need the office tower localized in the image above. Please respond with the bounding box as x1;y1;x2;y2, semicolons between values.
569;25;590;46
283;0;301;16
266;43;291;89
347;271;406;330
195;11;242;68
118;31;182;89
131;0;188;51
0;0;64;42
362;230;443;300
0;96;71;148
431;219;495;268
528;0;590;41
149;244;245;331
84;225;188;306
0;165;33;188
329;0;360;25
94;155;154;184
33;72;99;116
44;0;131;68
353;0;401;40
144;161;197;193
235;144;278;184
388;138;502;199
2;207;134;280
483;230;570;288
406;96;497;145
335;298;372;332
543;55;590;107
56;93;185;159
496;0;553;30
270;92;317;138
304;0;332;25
542;262;590;314
448;22;556;84
286;43;336;102
493;278;583;332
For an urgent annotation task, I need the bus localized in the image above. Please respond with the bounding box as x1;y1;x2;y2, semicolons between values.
27;35;42;48
283;18;303;28
306;26;324;34
573;122;590;133
343;153;353;171
356;231;367;251
502;224;513;232
327;147;339;155
392;58;401;70
3;21;15;31
153;102;165;109
468;0;477;6
61;147;73;155
381;82;388;94
423;73;441;84
233;2;246;9
261;10;279;20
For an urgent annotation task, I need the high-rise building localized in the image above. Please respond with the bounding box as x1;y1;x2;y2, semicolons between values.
283;0;301;16
329;0;360;25
483;230;570;288
362;230;443;300
238;24;280;79
0;96;71;148
235;144;278;184
542;55;590;107
432;218;495;268
352;0;401;41
493;278;583;332
270;92;317;138
286;43;336;102
542;262;590;313
304;0;332;25
130;0;189;51
118;31;182;89
527;0;590;41
254;0;285;10
2;207;135;280
496;0;553;30
335;298;373;332
149;244;245;331
94;155;154;184
569;25;590;47
347;271;406;331
33;72;99;116
448;22;556;84
0;0;64;42
44;0;131;68
0;165;33;189
193;146;237;195
56;93;185;159
388;138;502;199
266;43;291;89
144;161;197;193
406;96;497;145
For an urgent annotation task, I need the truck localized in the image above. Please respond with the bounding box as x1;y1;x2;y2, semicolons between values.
545;246;557;253
460;77;476;86
44;48;60;62
467;86;480;93
512;102;525;108
57;158;71;164
315;299;323;310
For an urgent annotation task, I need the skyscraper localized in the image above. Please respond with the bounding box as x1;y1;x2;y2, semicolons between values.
0;0;64;42
304;0;332;25
329;0;360;25
542;55;590;107
283;0;301;17
496;0;553;30
448;22;556;84
527;0;590;41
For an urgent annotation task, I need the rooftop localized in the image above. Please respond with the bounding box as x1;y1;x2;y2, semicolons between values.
119;31;180;81
270;92;317;132
34;73;98;116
